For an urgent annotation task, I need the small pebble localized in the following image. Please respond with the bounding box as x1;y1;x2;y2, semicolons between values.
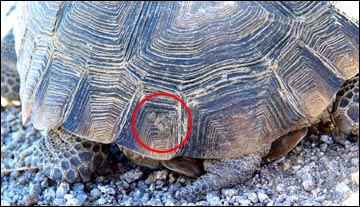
320;143;328;152
72;183;84;192
177;176;186;184
206;192;221;206
29;183;42;195
238;199;252;206
53;198;65;206
23;193;39;206
18;176;28;185
10;171;20;179
96;198;107;205
56;182;70;199
320;135;333;144
44;188;56;200
1;200;12;206
90;188;102;199
120;169;143;183
247;192;258;203
64;194;80;206
352;171;359;184
336;182;350;194
169;173;177;183
257;192;269;203
222;188;237;197
98;185;116;195
40;177;51;188
76;194;87;205
302;173;316;192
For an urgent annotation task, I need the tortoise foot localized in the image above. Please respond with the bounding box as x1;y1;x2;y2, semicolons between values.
31;127;109;183
176;155;260;197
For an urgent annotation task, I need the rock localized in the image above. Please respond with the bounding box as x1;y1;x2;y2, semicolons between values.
95;176;105;183
149;183;155;191
342;191;360;206
34;172;46;182
133;189;144;200
76;194;87;205
29;183;42;195
18;176;28;185
302;173;315;192
6;190;15;199
122;181;130;189
147;198;163;206
120;169;143;183
336;182;350;194
11;131;24;140
320;135;333;144
302;179;315;192
98;185;116;195
276;184;285;193
56;182;70;199
44;188;56;200
257;192;269;203
222;188;237;197
40;177;52;188
146;169;169;183
177;176;186;184
140;193;150;203
206;192;221;206
181;202;196;206
237;198;252;206
64;194;80;206
320;143;328;152
155;180;166;189
90;188;102;199
302;200;318;206
96;198;107;205
164;200;175;206
352;171;359;185
10;171;20;179
1;200;12;206
121;196;134;205
23;193;39;206
247;192;258;203
72;183;84;192
195;201;208;205
53;198;65;206
145;173;157;184
169;173;177;183
5;113;16;122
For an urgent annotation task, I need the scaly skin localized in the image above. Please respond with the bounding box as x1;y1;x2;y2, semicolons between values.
30;127;109;183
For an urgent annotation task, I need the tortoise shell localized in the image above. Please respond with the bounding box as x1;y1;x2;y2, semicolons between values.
15;2;359;160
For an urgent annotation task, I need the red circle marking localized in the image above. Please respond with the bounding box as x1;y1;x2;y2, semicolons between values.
131;92;193;153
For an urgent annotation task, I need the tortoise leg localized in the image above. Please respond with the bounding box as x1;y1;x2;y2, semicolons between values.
176;155;260;197
263;128;308;163
331;74;359;136
30;127;109;183
1;29;20;104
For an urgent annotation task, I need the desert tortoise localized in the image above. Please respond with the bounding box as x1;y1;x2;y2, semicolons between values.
1;1;359;196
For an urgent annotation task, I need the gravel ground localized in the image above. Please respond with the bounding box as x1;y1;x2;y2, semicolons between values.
1;105;359;206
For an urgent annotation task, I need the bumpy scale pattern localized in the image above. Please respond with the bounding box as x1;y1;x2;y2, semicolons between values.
177;155;261;197
332;74;359;136
1;29;20;100
31;127;109;183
